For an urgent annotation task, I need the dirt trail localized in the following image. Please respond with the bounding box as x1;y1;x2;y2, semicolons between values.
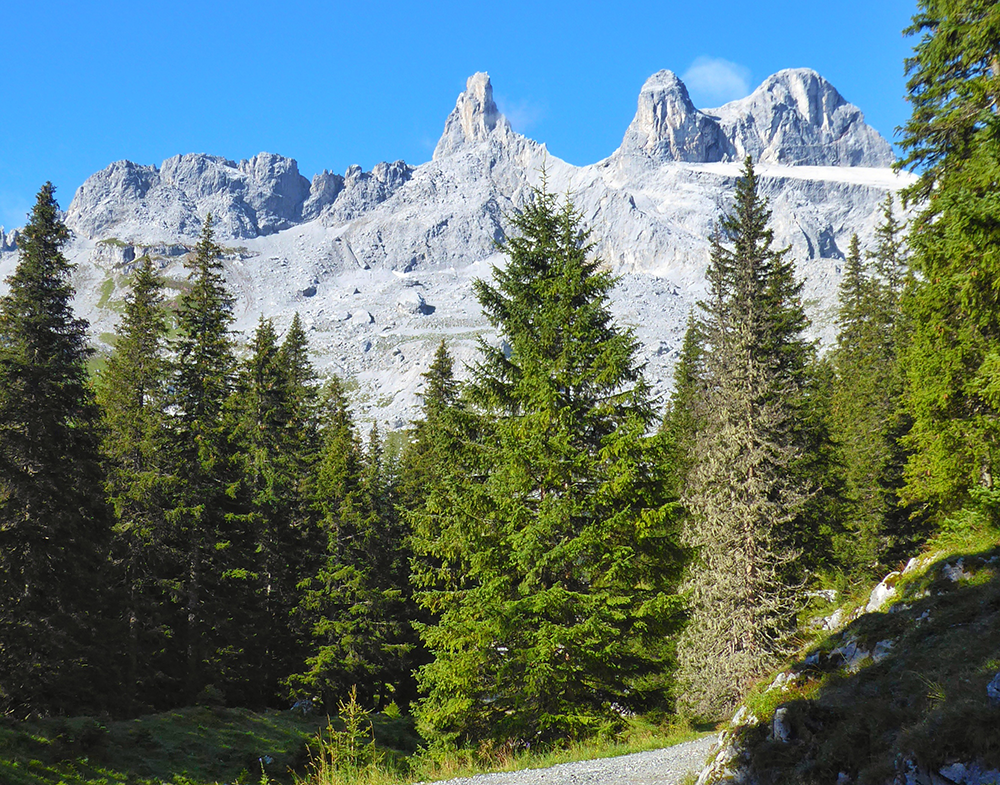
423;735;718;785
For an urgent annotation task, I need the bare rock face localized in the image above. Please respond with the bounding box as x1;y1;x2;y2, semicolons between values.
66;152;311;241
706;69;895;167
303;170;345;221
619;70;732;163
1;227;20;252
433;72;514;159
63;68;893;251
319;161;413;224
56;68;907;429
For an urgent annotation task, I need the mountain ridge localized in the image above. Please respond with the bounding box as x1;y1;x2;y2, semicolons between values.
61;68;893;245
0;69;911;428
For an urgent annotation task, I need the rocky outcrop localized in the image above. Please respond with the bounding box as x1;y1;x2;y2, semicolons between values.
319;161;413;224
66;152;311;241
705;69;895;167
615;68;892;168
619;70;732;163
695;553;1000;785
55;69;907;429
303;170;345;221
433;72;514;159
63;68;894;251
0;227;20;253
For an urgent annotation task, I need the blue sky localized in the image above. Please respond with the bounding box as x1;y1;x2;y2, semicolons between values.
0;0;918;230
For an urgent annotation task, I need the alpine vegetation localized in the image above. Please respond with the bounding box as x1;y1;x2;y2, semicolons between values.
5;12;1000;782
410;183;686;746
676;158;820;721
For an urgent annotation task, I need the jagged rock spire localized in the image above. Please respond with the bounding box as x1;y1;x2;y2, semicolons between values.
434;72;513;159
619;70;731;163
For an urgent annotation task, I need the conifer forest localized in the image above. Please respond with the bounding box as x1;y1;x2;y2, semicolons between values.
1;0;999;778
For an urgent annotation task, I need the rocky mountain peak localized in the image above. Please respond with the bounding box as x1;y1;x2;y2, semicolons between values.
618;70;730;163
706;68;895;167
433;72;513;159
0;227;19;252
66;152;312;241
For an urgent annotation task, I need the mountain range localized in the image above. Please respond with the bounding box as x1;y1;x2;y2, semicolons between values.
0;68;912;427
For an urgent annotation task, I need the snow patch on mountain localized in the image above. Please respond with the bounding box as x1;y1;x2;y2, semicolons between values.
0;69;912;428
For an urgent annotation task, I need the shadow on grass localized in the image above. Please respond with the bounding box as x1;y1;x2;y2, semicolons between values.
0;705;419;785
738;546;1000;785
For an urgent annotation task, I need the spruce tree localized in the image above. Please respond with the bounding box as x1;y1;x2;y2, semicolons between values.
898;0;1000;516
0;183;115;715
223;316;312;705
291;386;414;709
413;186;686;746
676;159;816;720
96;256;178;710
399;341;464;513
660;313;704;498
276;312;323;559
829;202;913;572
167;214;239;702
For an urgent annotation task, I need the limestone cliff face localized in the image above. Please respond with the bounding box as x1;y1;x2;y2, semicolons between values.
66;153;312;241
618;70;732;163
705;68;895;167
433;72;514;159
64;68;894;246
38;68;908;428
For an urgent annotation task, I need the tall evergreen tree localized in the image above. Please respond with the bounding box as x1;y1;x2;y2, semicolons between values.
291;386;414;709
898;0;1000;517
222;317;303;705
278;313;320;454
0;183;115;715
676;159;816;720
413;186;686;746
660;313;704;499
898;0;1000;201
828;235;882;569
167;214;239;702
96;256;178;711
399;341;464;513
829;201;913;572
276;312;324;559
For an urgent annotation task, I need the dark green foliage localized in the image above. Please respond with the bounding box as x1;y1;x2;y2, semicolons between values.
97;256;178;711
0;183;115;715
898;0;1000;520
660;314;703;499
413;185;686;747
899;0;1000;199
399;341;462;511
828;202;916;573
291;384;416;711
225;316;321;706
677;159;818;721
166;214;240;703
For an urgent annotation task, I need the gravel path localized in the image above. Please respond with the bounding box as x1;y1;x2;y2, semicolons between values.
422;735;719;785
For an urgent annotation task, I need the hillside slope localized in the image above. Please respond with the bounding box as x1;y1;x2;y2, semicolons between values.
696;535;1000;784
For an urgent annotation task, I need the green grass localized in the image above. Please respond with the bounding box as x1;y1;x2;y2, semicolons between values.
96;278;117;310
303;715;707;785
723;526;1000;785
0;706;404;785
0;707;706;785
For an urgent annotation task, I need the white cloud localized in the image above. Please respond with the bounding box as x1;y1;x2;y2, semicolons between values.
496;96;545;135
681;57;752;107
